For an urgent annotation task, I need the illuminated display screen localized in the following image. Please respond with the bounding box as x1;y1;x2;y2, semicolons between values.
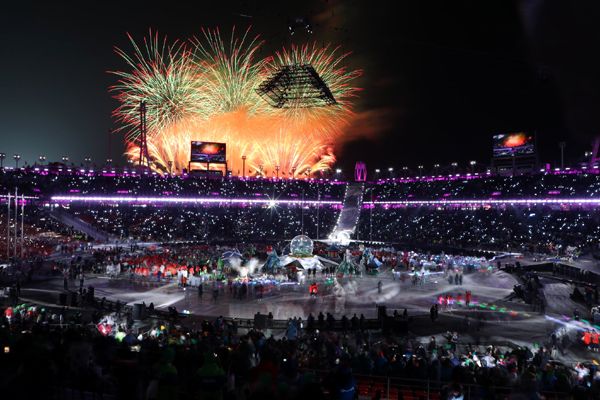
190;141;227;163
492;133;535;157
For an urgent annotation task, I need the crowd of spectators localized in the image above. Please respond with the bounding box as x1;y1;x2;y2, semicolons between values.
4;169;600;252
0;169;345;200
7;168;600;202
70;204;338;243
0;206;89;260
358;206;600;252
366;172;600;201
1;302;598;400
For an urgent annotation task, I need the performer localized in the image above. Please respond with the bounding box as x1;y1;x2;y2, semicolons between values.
309;282;318;297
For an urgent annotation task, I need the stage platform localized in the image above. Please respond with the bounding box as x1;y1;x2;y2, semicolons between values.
16;265;600;364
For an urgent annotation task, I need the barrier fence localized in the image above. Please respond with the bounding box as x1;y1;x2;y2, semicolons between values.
307;372;570;400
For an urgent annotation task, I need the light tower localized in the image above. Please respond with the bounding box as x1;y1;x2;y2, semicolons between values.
559;141;566;169
139;100;149;168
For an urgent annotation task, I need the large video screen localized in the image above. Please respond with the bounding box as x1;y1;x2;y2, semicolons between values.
190;141;227;163
492;132;535;158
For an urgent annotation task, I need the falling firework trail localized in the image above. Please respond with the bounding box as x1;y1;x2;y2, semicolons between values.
112;28;361;175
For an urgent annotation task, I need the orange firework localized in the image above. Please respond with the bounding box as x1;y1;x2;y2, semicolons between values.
114;28;361;176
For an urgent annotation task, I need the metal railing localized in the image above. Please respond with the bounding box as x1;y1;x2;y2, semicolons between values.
307;371;570;400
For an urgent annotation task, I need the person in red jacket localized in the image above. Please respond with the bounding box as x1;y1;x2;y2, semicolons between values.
582;330;592;349
309;282;318;297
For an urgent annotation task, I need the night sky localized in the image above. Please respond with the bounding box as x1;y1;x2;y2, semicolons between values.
1;0;599;173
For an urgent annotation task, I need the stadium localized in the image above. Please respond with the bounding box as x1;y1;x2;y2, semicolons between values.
2;2;600;400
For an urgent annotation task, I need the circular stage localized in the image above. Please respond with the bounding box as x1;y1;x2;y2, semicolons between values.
66;267;519;320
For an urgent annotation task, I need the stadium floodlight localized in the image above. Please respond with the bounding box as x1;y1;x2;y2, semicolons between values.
13;154;21;168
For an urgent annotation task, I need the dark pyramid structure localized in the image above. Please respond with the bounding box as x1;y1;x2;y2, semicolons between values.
256;64;337;108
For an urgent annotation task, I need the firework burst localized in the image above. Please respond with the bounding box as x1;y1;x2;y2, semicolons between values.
190;27;269;115
113;28;361;175
110;31;202;140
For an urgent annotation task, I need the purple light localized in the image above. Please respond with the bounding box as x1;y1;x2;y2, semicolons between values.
50;195;342;206
366;198;600;207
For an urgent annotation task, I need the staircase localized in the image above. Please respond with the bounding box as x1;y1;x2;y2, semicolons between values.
329;182;364;240
49;209;115;243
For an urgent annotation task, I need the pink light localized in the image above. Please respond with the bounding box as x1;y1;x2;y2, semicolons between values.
366;198;600;207
50;195;342;206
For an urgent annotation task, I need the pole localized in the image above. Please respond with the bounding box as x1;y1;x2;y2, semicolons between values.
512;154;516;177
108;128;112;165
14;188;18;258
20;195;24;258
301;190;305;236
6;192;10;258
316;189;320;240
387;378;390;400
369;190;373;242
